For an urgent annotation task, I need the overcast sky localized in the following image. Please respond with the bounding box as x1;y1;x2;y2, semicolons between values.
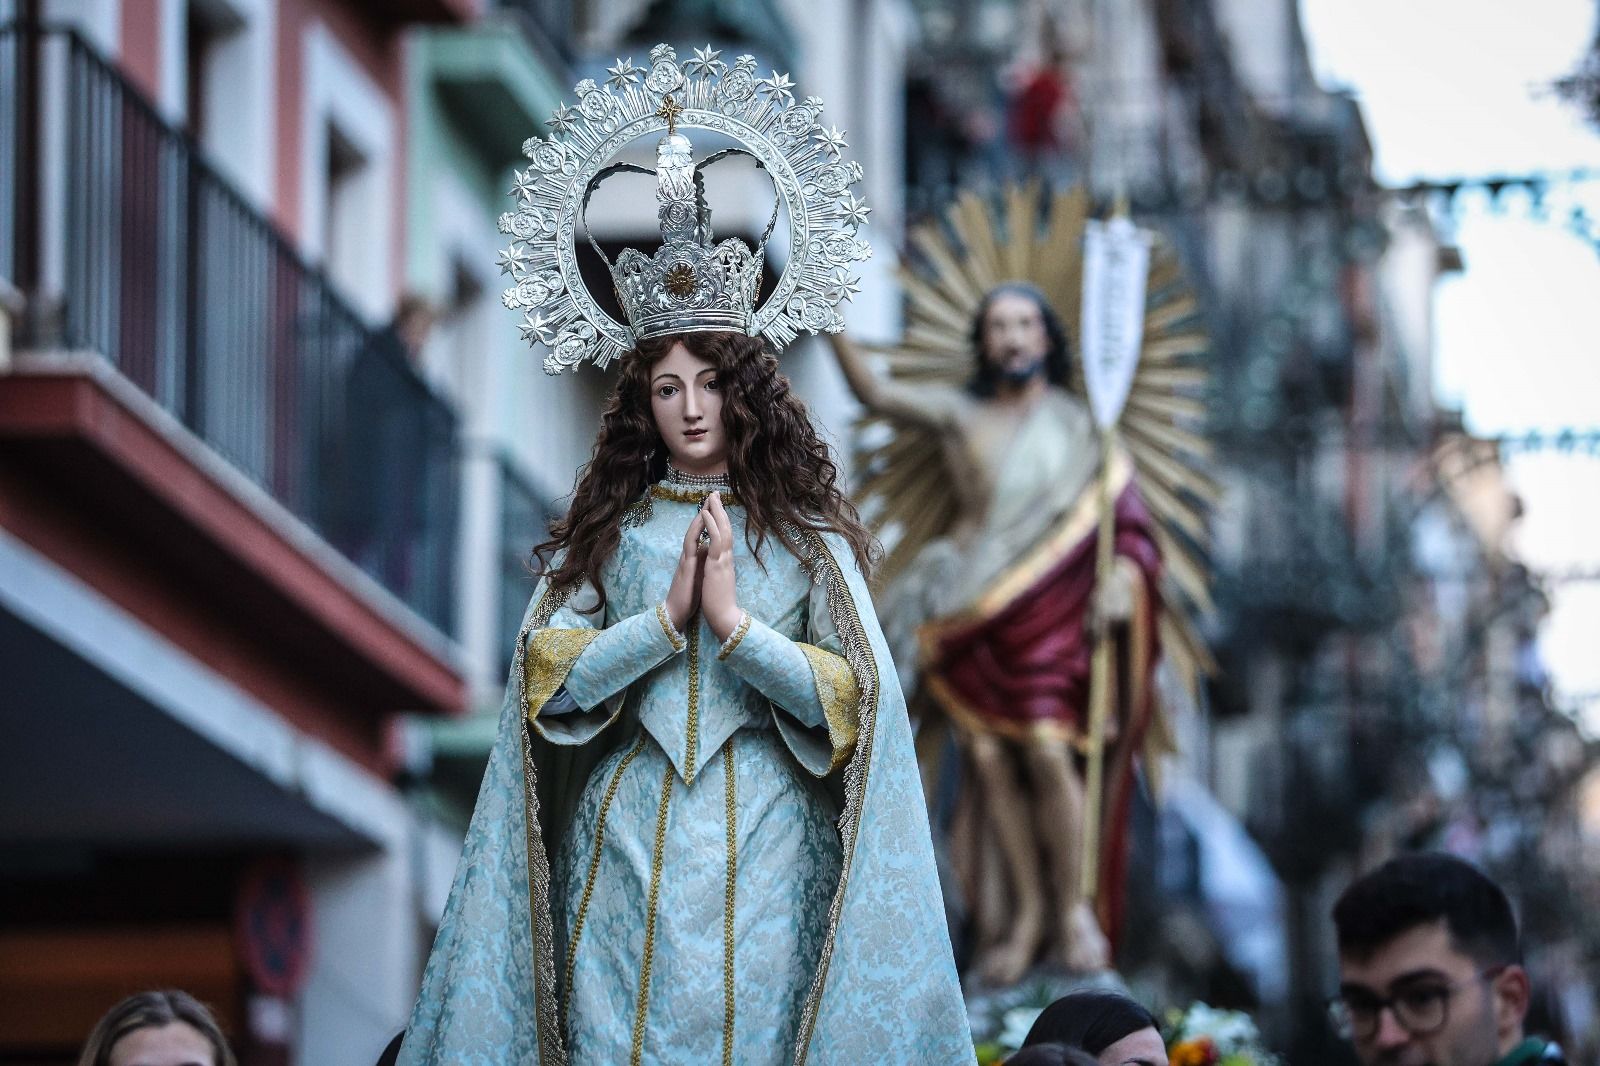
1299;0;1600;728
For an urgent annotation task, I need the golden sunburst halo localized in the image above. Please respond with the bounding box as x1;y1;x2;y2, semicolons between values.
856;181;1220;745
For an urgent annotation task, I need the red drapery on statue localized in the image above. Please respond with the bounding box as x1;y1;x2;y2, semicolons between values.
920;483;1163;940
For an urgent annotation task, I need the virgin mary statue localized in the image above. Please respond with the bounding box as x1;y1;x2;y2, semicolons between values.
396;45;974;1066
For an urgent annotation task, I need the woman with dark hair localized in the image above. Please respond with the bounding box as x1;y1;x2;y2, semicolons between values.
1023;990;1167;1065
533;330;878;607
1006;1044;1102;1066
77;990;235;1066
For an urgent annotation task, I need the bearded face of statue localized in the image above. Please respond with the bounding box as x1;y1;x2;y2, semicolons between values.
968;283;1070;396
980;291;1052;385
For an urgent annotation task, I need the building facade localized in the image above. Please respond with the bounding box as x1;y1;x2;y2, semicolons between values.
0;0;502;1060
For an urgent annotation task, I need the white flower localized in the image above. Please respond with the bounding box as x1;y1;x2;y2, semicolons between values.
1175;1003;1270;1057
998;1006;1044;1051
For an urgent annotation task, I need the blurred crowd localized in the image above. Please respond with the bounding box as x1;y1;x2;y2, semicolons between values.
68;853;1566;1066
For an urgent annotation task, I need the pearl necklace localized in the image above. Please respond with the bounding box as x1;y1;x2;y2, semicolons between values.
666;463;733;490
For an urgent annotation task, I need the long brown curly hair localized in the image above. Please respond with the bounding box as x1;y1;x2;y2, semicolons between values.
534;331;877;614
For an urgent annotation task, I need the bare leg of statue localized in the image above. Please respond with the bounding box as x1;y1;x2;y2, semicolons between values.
1024;738;1111;973
967;732;1047;985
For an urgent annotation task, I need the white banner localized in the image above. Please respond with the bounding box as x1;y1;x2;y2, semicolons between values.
1079;217;1151;430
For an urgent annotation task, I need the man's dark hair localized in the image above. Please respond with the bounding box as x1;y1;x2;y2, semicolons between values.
1333;852;1521;968
967;282;1073;396
1022;990;1158;1055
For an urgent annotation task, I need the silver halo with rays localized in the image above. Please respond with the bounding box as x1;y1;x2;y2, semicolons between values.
498;43;873;375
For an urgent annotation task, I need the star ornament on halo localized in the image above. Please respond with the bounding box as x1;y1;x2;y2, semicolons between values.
518;311;554;345
825;269;862;304
497;245;531;277
836;193;871;229
548;103;579;135
510;169;538;202
816;125;849;158
606;58;642;89
757;70;796;106
684;45;726;78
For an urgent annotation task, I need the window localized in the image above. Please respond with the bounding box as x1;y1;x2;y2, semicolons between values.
301;25;395;322
183;1;242;145
170;0;272;206
324;122;368;298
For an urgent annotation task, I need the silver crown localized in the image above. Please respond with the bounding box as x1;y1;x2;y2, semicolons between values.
604;130;770;340
498;45;872;374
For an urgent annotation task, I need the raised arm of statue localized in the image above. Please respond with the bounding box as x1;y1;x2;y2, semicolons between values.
826;331;964;430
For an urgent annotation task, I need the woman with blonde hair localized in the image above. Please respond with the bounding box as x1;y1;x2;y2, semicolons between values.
78;990;235;1066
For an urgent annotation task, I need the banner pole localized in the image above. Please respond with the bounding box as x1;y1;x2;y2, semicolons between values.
1080;424;1119;902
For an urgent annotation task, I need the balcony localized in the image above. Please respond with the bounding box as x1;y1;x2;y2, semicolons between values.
1;21;459;637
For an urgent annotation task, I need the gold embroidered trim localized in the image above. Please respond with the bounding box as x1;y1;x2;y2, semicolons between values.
721;742;738;1066
650;483;745;507
789;532;878;1066
621;495;653;529
685;622;702;782
630;761;676;1066
716;612;753;661
655;602;687;652
796;643;861;773
563;734;648;1025
524;628;602;721
520;719;563;1066
516;577;580;1066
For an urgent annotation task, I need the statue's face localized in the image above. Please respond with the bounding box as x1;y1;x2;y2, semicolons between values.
649;341;728;475
979;291;1051;382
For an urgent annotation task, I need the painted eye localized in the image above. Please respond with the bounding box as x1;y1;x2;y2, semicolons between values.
657;385;677;398
704;378;719;391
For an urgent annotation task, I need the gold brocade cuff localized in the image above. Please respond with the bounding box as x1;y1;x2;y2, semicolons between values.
655;602;687;652
524;628;602;720
796;643;862;772
716;612;752;660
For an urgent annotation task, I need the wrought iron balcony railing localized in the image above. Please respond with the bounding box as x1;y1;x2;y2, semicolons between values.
1;21;458;635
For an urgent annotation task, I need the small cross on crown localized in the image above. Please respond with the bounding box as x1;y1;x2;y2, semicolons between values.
655;95;685;135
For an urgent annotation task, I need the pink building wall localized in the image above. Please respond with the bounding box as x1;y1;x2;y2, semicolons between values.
106;0;412;302
272;0;410;270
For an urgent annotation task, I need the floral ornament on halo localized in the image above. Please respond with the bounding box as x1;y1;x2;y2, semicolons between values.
1164;1004;1281;1066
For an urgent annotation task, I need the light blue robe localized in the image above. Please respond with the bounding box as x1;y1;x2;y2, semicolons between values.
400;482;973;1065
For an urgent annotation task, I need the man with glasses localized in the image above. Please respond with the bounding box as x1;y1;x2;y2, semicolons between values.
1330;853;1565;1066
